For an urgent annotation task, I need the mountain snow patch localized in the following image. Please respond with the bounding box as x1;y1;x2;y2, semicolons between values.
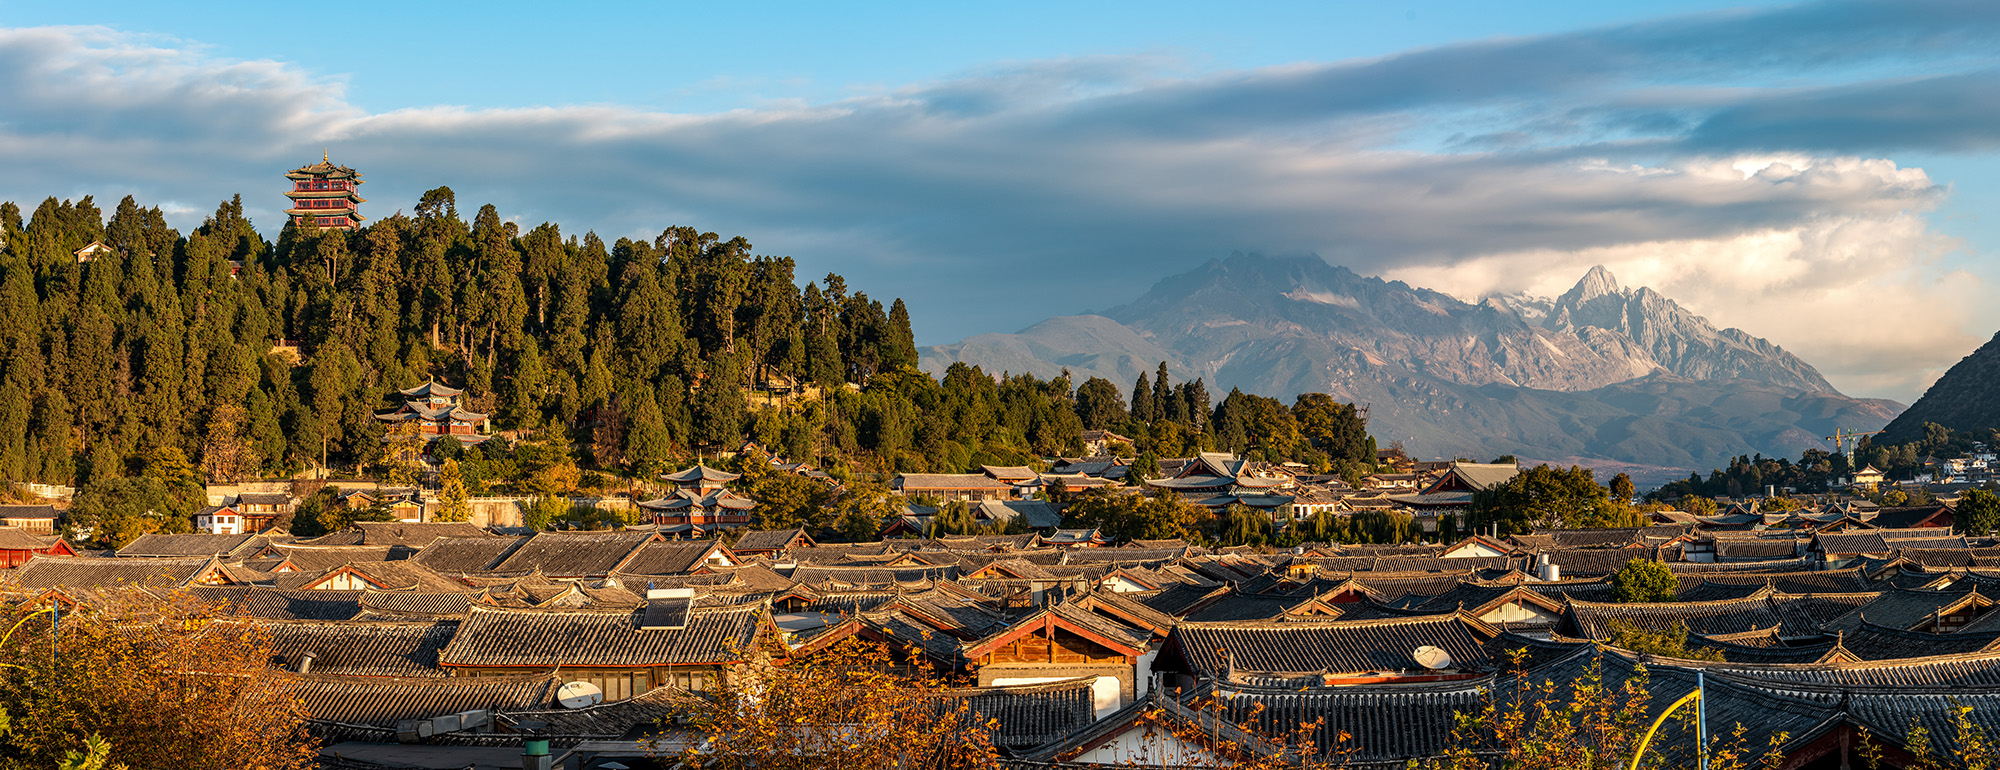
1285;289;1359;308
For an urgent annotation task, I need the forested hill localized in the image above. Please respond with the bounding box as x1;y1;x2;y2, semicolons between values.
0;189;925;487
1;191;1378;505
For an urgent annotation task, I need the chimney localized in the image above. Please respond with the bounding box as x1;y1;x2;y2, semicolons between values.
296;651;316;674
521;737;552;770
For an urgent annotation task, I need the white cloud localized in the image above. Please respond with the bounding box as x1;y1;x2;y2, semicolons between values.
0;7;1995;403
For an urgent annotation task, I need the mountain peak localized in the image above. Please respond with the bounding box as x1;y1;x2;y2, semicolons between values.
1564;265;1625;303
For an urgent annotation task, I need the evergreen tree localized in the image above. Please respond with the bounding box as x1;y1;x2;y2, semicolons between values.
1130;373;1155;423
436;459;472;522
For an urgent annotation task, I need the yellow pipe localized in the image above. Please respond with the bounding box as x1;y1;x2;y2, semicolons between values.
0;605;58;671
1629;688;1703;770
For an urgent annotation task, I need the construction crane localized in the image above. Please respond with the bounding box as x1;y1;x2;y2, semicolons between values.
1824;427;1884;455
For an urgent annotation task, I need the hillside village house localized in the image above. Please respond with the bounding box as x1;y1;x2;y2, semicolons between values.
0;504;60;534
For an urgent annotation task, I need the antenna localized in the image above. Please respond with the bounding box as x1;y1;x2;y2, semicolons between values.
557;681;604;709
1413;645;1453;670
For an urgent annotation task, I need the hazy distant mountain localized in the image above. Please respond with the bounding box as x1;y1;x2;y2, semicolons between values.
920;253;1900;473
1879;331;2000;444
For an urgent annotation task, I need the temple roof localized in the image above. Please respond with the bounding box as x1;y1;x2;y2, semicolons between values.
399;380;465;399
375;402;487;422
662;464;740;484
284;152;364;180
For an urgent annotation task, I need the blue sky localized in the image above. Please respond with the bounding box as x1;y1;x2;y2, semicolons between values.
3;1;1790;113
0;0;1997;402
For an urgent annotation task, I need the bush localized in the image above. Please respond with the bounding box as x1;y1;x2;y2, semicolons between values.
1610;558;1678;603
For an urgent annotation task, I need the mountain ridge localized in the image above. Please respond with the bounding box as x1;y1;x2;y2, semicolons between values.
920;253;1899;472
1879;330;2000;444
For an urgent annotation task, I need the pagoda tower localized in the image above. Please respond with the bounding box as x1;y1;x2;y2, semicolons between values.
283;152;367;231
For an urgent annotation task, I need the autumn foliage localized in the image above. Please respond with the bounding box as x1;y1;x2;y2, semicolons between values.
662;636;1000;769
0;590;316;770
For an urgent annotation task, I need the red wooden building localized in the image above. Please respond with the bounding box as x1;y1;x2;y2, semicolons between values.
0;528;74;568
375;380;490;446
284;152;367;230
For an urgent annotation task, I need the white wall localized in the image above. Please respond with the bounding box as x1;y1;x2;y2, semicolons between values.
991;675;1123;719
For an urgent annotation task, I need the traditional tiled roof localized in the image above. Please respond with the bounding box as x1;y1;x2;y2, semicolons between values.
357;589;477;618
685;563;794;592
301;522;492;547
1868;505;1955;529
1421;462;1519;493
1837;623;2000;660
438;604;761;668
730;528;810;553
0;528;65;551
661;464;740;484
265;544;418;572
787;564;958;588
1132;583;1232;617
1660;648;2000;688
980;465;1038;482
0;504;59;520
262;619;460;677
1713;539;1803;559
489;531;658;577
397;380;462;398
10;555;224;588
944;678;1098;748
1157;614;1494;679
972;500;1062;529
1821;585;1991;632
185;586;363;620
1061;547;1188;564
891;473;1013;492
1562;592;1806;640
640;486;756;510
1772;591;1881;631
1813;531;1894;555
307;560;467;592
1068;590;1177;635
412;535;527;573
1695;568;1873;594
278;672;554;727
496;682;685;738
616;540;728;576
117;533;265;558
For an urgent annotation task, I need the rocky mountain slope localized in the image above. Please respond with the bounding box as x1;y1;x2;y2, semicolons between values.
920;254;1899;472
1879;331;2000;444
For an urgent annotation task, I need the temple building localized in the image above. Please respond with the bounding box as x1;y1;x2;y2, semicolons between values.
284;152;367;231
375;380;490;446
637;464;755;535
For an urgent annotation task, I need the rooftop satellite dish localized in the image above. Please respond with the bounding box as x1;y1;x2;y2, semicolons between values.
557;681;604;709
1413;645;1453;670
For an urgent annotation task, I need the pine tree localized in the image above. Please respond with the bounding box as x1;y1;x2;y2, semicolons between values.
1130;373;1155;423
623;385;672;477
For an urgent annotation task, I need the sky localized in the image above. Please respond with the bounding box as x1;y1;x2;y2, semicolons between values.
1;0;1997;403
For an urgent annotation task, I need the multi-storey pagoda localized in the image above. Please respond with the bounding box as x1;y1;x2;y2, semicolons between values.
284;152;367;231
375;380;490;446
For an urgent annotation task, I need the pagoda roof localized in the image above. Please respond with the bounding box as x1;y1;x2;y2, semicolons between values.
375;403;487;422
662;464;740;484
399;381;464;399
287;210;370;224
638;489;757;512
285;190;367;200
285;153;363;180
